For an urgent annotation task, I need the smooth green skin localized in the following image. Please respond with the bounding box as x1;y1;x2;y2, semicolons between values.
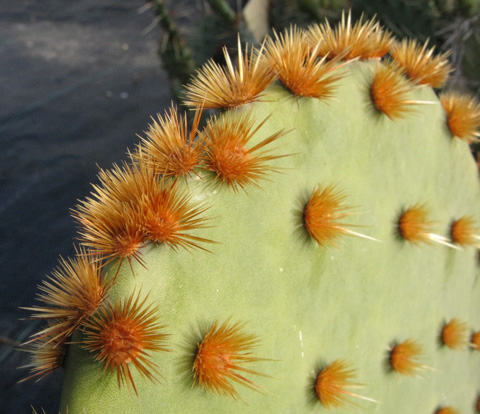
60;61;480;413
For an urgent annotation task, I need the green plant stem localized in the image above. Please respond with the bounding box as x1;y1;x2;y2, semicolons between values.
150;0;197;103
206;0;237;24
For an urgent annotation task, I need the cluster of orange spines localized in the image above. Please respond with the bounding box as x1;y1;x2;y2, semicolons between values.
184;38;276;109
398;203;435;245
440;91;480;143
81;292;169;395
192;319;269;398
451;216;479;246
389;339;424;375
136;105;205;180
20;327;67;382
314;360;373;407
307;11;394;60
442;318;469;350
72;160;212;269
390;39;451;88
22;249;110;345
303;184;373;247
370;60;418;119
202;111;286;191
265;26;345;99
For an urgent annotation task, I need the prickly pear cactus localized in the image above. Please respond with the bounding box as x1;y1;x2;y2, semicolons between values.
23;13;480;414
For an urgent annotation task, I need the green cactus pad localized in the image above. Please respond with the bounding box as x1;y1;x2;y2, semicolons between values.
59;61;480;413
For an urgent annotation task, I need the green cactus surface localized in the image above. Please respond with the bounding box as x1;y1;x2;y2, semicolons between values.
57;58;480;413
21;14;480;414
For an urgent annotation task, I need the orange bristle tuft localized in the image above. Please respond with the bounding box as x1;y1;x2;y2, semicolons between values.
73;162;213;263
389;339;424;375
304;184;376;247
398;203;435;245
265;26;345;99
315;360;375;407
390;39;452;88
139;180;213;251
183;37;276;109
307;11;394;60
81;292;169;395
451;216;479;247
136;105;205;180
19;328;67;382
193;319;270;398
72;162;154;267
436;407;459;414
442;318;469;350
440;91;480;142
202;111;287;192
371;61;418;119
471;331;480;351
22;247;111;344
